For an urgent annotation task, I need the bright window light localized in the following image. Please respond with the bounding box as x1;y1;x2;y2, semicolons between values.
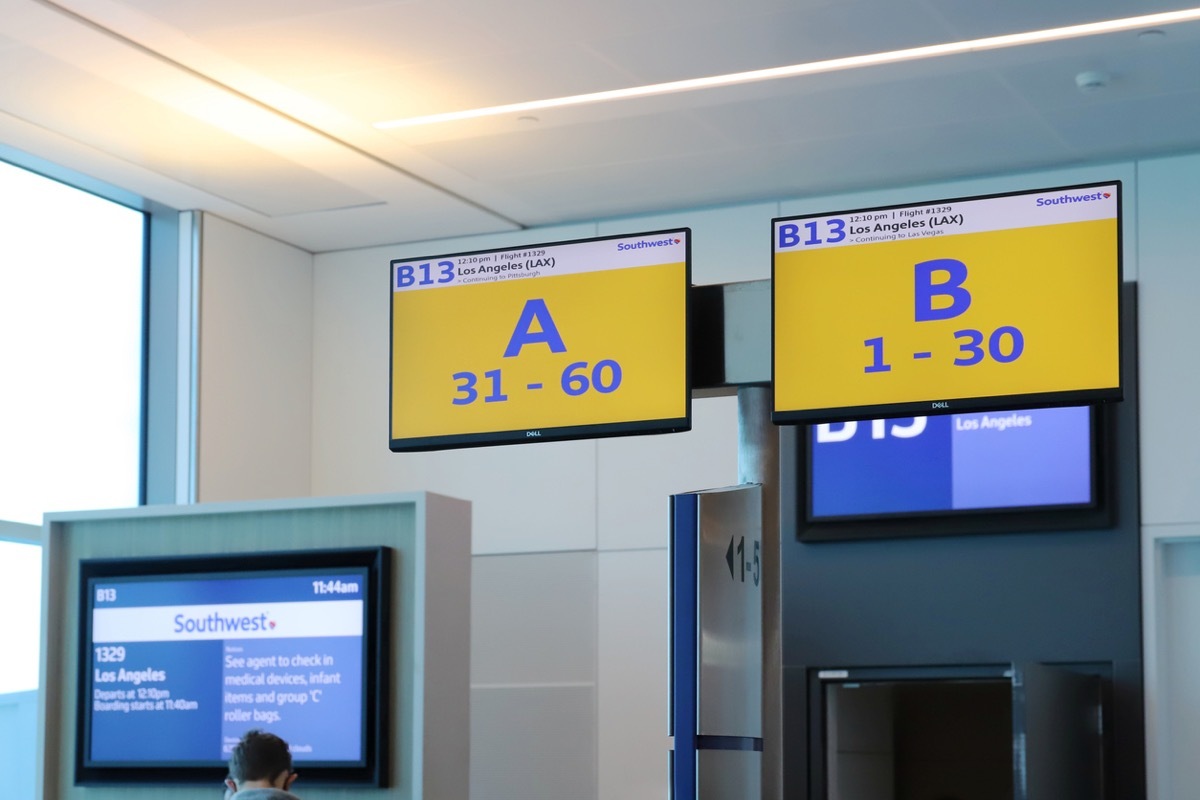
0;539;41;693
374;7;1200;129
0;160;145;524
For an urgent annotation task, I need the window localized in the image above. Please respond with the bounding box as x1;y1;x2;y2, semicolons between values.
0;159;145;523
0;538;41;693
0;535;42;800
0;156;147;800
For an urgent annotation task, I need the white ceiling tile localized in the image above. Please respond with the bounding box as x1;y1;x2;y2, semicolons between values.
248;199;520;254
694;68;1030;148
444;0;831;44
997;23;1200;112
2;0;1200;250
410;109;729;182
1034;91;1200;157
0;46;380;216
104;0;406;34
298;45;640;122
185;2;504;82
484;111;1075;223
922;0;1191;38
584;2;956;84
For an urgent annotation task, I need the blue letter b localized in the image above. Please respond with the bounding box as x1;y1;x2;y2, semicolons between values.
914;259;971;322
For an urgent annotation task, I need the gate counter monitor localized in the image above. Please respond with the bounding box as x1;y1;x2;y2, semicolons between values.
773;182;1122;424
390;229;691;451
798;404;1112;541
76;548;388;786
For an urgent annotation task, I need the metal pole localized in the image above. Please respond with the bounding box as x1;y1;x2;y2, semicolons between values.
738;385;782;800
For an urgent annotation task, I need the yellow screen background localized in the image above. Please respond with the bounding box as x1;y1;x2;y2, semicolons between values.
392;262;686;440
774;219;1120;412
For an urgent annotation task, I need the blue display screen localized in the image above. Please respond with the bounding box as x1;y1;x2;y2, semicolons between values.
84;568;369;767
808;406;1094;520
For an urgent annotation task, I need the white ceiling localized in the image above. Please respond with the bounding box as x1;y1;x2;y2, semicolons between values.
1;0;1198;253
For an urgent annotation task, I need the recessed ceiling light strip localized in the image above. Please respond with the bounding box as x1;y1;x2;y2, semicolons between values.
375;7;1200;129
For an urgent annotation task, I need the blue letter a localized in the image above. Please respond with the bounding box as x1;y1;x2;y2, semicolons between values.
504;298;567;357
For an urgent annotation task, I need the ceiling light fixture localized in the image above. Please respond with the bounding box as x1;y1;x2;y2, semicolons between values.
374;7;1200;129
1074;70;1112;92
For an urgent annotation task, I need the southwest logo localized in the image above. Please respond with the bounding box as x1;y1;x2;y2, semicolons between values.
1034;190;1112;207
173;611;276;634
616;237;682;252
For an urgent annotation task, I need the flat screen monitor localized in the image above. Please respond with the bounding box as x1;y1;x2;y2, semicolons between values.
773;182;1122;424
799;405;1110;541
76;547;389;786
390;229;691;451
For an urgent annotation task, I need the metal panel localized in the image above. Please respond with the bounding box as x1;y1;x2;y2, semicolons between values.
697;749;761;800
697;485;763;738
1014;663;1105;800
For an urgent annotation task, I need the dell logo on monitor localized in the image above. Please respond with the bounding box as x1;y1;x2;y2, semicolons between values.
816;418;928;443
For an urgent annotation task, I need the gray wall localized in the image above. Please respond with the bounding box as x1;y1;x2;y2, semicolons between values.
1136;152;1200;800
780;287;1142;799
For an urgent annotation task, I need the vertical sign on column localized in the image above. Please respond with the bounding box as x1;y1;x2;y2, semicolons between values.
671;484;763;799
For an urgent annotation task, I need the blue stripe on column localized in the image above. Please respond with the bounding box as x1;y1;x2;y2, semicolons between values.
670;492;699;800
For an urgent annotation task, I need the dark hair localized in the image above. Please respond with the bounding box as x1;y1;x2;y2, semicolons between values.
228;729;292;784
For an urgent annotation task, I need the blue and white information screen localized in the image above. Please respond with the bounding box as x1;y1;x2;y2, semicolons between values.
85;570;368;766
809;406;1093;519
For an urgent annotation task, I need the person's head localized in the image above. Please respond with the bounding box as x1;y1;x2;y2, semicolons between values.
225;729;296;793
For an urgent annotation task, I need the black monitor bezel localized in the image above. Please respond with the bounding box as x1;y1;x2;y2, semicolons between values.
75;547;390;787
796;403;1115;542
388;228;692;452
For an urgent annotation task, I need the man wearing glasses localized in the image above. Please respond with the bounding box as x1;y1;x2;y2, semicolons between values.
223;730;301;800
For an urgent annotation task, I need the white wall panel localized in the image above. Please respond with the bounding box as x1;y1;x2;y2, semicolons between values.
598;549;670;800
472;551;597;685
382;441;599;554
196;214;313;502
470;550;598;800
470;685;597;800
1134;153;1200;526
597;394;739;551
1152;533;1200;800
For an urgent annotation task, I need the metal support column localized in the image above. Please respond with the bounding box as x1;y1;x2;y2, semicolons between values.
738;386;782;800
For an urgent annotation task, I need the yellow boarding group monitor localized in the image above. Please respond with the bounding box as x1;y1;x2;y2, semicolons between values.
390;229;691;451
773;182;1123;424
